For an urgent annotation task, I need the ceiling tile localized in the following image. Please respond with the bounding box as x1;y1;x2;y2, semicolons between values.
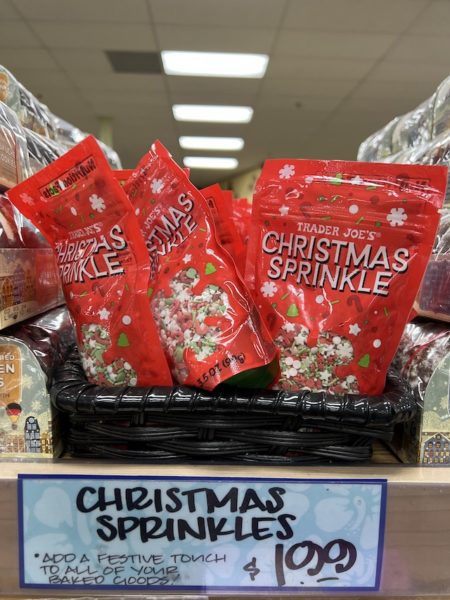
156;24;276;53
52;49;112;71
166;90;260;108
166;76;260;97
150;0;286;28
0;20;42;47
274;31;396;60
13;0;150;22
84;90;169;109
259;78;358;110
345;80;435;114
0;0;21;18
67;71;165;92
369;60;450;85
266;56;376;80
30;22;156;50
387;34;450;62
0;47;58;70
85;96;172;118
282;0;428;33
175;121;250;138
408;0;450;35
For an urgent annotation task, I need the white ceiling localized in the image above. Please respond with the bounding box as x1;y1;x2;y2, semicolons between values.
1;0;449;186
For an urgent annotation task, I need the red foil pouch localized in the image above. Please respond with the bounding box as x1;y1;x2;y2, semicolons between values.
7;136;172;387
124;141;277;390
247;159;447;394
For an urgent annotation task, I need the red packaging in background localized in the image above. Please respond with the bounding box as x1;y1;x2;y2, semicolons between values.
247;159;447;395
201;184;246;273
125;141;278;390
232;195;252;248
7;136;172;387
113;169;132;188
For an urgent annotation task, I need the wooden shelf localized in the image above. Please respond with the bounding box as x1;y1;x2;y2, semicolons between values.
1;459;450;597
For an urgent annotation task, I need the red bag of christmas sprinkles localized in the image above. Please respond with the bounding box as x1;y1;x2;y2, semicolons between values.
124;141;278;390
247;159;447;395
7;136;172;387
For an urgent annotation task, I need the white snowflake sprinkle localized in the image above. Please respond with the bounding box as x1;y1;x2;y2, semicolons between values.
373;339;381;348
89;194;105;212
285;356;294;366
288;367;298;377
98;308;110;320
349;204;359;214
260;281;277;298
387;207;407;227
182;254;192;264
122;315;131;325
349;323;361;336
279;205;289;216
282;322;296;333
315;294;324;304
350;175;364;185
70;207;78;216
279;164;295;179
292;360;301;370
151;178;164;194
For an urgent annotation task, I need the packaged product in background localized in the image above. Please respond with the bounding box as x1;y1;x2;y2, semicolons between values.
124;140;278;390
415;210;450;322
0;66;21;116
432;76;450;137
7;136;172;387
0;101;30;190
391;96;434;153
247;159;447;395
24;128;62;175
0;306;75;459
391;321;450;463
231;195;252;250
201;184;246;273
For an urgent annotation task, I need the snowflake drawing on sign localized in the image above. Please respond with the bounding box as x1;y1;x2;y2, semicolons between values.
387;207;407;227
151;178;164;194
279;164;295;179
89;194;105;213
260;281;277;298
98;308;110;321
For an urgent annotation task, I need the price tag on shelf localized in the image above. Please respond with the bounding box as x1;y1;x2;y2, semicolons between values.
18;474;386;592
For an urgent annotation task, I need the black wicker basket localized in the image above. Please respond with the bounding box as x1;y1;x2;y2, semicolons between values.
51;348;417;464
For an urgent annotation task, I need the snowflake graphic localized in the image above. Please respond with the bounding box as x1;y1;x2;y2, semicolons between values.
283;322;296;333
31;399;42;412
349;323;361;336
279;164;295;179
22;374;34;389
279;204;289;216
182;254;192;264
89;194;105;212
98;308;110;320
151;178;164;194
387;207;407;227
260;281;277;298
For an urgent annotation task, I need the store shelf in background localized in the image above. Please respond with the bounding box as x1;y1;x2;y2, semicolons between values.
1;460;450;597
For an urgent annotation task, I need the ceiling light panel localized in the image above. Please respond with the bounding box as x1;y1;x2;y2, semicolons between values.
183;157;239;169
162;51;269;78
179;136;244;151
173;104;253;123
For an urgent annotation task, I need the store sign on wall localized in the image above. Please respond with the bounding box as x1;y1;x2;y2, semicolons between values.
18;475;387;592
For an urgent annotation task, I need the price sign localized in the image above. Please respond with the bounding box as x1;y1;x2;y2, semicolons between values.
18;475;386;592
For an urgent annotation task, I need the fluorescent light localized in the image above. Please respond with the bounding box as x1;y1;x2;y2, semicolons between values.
173;104;253;123
162;51;269;78
179;136;244;151
183;157;238;170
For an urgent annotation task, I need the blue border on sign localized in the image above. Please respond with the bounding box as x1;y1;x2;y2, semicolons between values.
17;474;387;593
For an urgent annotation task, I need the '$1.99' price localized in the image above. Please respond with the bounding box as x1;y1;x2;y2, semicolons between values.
274;539;357;586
